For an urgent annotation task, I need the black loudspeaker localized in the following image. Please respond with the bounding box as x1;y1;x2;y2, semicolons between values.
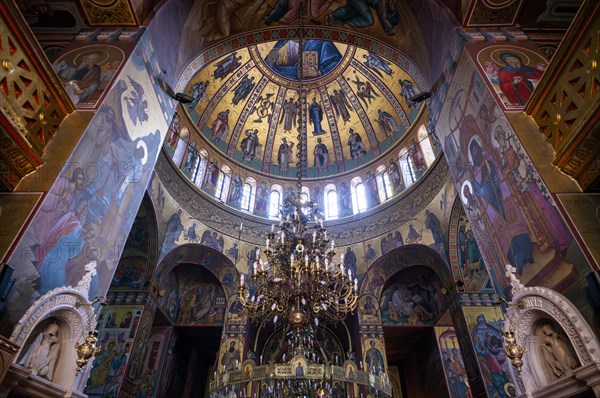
0;263;15;312
586;271;600;309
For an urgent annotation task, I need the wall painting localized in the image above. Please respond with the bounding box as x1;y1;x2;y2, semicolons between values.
463;306;514;398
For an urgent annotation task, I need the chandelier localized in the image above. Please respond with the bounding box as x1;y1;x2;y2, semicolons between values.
238;200;358;328
238;6;357;331
212;7;393;397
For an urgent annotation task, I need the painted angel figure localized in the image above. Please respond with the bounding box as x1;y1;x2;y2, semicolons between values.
352;76;380;108
375;109;401;140
363;52;393;77
400;79;417;108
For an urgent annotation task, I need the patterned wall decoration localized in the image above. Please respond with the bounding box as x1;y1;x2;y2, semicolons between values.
85;305;144;397
525;1;600;191
474;44;547;111
0;124;39;191
436;49;577;296
0;2;74;164
3;33;171;334
435;326;473;398
462;306;513;398
80;0;138;26
52;44;126;108
464;0;524;27
151;157;455;287
153;152;451;251
380;266;444;326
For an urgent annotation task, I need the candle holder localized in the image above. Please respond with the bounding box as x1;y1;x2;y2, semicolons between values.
75;331;101;371
503;331;527;372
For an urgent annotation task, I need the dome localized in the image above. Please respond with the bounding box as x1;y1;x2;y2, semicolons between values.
165;38;441;219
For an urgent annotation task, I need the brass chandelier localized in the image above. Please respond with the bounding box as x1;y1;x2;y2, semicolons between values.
238;201;358;329
238;6;358;331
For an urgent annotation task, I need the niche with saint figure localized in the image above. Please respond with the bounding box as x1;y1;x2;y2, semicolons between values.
532;318;580;384
17;317;65;383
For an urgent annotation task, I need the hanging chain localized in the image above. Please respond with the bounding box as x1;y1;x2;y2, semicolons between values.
296;4;305;198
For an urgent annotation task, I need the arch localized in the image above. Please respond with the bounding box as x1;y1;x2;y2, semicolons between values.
194;148;209;187
269;184;283;218
361;244;453;303
241;176;257;212
375;164;393;201
301;186;311;203
10;268;98;391
112;193;159;291
504;267;600;396
417;124;435;166
216;165;232;202
324;183;338;220
398;147;414;187
350;176;366;214
172;125;189;167
166;263;228;326
154;244;239;303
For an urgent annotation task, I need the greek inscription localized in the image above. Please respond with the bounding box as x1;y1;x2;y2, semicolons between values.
522;296;543;308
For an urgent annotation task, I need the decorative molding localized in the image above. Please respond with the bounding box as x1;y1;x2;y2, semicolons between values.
155;151;451;246
10;262;98;347
0;1;74;163
504;264;600;396
525;1;600;190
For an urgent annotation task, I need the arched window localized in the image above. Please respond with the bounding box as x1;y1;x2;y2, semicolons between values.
375;164;393;201
324;183;338;220
165;113;180;155
398;148;414;187
172;125;189;167
193;148;209;187
241;177;257;212
301;186;310;204
350;176;367;214
269;184;283;218
418;124;436;166
215;165;231;202
300;186;311;216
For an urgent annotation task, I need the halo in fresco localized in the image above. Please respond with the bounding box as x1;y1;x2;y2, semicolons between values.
477;45;547;110
262;39;345;81
182;41;426;179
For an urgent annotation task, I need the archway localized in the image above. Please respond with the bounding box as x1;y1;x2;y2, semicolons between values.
153;243;240;397
360;244;457;397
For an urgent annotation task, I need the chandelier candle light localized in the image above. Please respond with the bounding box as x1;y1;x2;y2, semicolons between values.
238;203;358;330
238;3;357;333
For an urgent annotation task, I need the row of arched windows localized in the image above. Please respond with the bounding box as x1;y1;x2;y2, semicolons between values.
166;121;438;220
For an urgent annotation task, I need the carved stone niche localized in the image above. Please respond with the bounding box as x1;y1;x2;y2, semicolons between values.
504;270;600;398
1;279;97;397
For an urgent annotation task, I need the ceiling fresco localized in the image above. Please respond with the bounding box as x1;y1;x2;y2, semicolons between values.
182;40;426;180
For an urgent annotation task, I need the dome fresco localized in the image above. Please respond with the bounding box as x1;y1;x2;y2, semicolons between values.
179;41;429;178
165;40;441;219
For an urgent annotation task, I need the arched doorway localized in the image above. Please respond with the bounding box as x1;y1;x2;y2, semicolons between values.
360;244;463;397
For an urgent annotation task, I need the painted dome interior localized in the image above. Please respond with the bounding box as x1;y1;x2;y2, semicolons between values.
165;40;441;219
